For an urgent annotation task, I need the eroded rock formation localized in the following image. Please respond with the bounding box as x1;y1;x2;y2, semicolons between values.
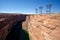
28;14;60;40
0;14;26;40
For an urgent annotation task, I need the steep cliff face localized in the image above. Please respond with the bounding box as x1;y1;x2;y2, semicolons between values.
28;14;60;40
0;14;26;40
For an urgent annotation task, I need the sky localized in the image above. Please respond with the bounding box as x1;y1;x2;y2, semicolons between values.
0;0;60;14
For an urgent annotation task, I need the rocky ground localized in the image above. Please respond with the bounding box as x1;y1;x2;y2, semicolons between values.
28;14;60;40
0;14;60;40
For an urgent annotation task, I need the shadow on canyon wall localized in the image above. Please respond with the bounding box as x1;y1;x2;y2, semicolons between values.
5;21;30;40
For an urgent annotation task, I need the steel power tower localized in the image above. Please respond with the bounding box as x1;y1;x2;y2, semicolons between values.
46;4;52;14
39;6;43;14
35;8;38;14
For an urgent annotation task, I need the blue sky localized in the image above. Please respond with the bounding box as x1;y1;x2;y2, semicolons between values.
0;0;60;14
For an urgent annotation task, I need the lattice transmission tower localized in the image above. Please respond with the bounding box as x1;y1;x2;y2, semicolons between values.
39;6;43;14
35;8;38;14
46;4;52;14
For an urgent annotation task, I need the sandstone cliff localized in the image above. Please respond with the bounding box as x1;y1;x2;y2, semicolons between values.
28;14;60;40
